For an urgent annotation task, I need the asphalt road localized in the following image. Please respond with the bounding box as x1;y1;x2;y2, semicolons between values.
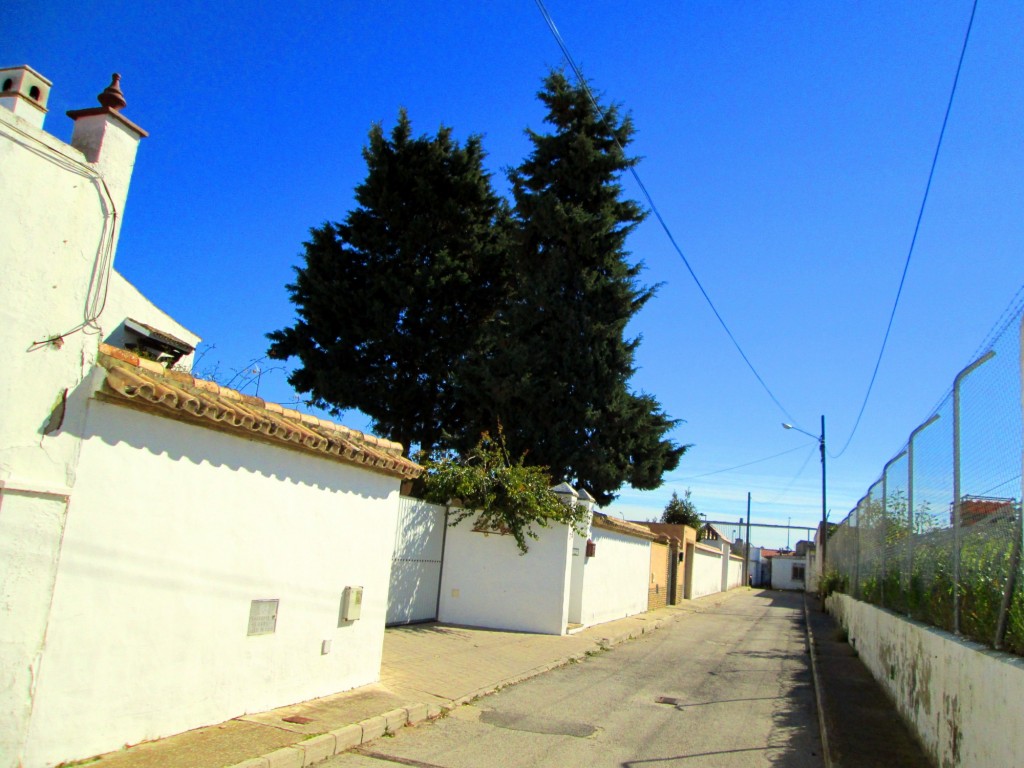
324;590;823;768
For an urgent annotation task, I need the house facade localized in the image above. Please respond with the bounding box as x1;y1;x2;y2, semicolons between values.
771;554;808;591
1;66;421;768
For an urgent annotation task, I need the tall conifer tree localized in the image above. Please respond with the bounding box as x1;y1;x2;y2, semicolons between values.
462;72;685;504
267;111;510;455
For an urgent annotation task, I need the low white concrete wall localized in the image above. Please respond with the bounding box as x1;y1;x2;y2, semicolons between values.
692;548;722;599
21;400;400;768
727;556;744;589
576;527;650;627
438;514;572;635
827;593;1024;768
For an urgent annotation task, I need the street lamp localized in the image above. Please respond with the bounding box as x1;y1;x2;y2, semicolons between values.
782;415;827;568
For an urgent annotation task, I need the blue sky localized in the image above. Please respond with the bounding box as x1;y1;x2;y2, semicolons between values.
11;1;1023;547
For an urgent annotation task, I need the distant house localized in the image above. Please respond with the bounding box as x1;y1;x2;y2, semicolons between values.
758;549;782;587
771;553;808;591
953;496;1018;527
699;522;733;550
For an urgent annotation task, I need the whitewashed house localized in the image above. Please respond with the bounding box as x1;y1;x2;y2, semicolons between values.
0;66;421;768
771;554;808;591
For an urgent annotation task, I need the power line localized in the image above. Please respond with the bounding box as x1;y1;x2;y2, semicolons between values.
532;0;797;425
831;0;979;459
676;444;808;480
765;443;818;505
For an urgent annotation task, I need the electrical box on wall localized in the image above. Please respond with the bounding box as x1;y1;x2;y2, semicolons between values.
585;539;597;558
339;586;363;624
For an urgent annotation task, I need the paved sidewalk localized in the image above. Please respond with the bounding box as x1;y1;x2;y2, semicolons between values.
804;593;933;768
77;592;742;768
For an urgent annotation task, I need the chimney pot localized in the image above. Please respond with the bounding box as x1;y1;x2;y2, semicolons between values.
97;73;127;111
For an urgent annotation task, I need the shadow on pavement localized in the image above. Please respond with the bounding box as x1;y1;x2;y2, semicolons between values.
624;588;825;768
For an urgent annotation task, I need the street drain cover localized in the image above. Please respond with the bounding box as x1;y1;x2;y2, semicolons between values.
655;696;683;706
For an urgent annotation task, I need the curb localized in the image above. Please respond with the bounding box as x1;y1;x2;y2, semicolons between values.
225;602;704;768
803;594;833;768
225;702;447;768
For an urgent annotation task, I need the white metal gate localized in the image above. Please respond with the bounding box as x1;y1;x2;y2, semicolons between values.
386;496;447;625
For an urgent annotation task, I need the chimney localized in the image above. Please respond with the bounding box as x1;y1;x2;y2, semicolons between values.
0;65;52;129
67;73;149;214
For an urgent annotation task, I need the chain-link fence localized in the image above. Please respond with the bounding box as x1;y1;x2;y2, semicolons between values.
827;308;1024;655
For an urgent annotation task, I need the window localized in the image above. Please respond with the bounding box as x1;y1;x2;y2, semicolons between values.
792;564;805;582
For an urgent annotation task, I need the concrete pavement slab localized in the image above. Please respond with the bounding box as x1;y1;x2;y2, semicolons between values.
237;685;406;735
75;718;302;768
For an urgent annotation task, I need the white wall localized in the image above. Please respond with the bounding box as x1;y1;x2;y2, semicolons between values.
727;556;744;589
828;594;1024;768
1;98;165;766
567;529;589;625
806;551;819;593
771;557;807;590
20;400;400;768
438;514;573;635
0;87;195;493
691;548;723;599
576;527;650;627
0;107;113;491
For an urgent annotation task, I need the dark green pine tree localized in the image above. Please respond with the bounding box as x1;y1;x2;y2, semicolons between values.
462;71;686;505
267;111;510;456
661;489;701;529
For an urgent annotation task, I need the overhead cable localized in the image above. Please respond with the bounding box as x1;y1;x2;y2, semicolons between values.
532;0;797;425
831;0;979;459
764;444;818;505
677;444;808;480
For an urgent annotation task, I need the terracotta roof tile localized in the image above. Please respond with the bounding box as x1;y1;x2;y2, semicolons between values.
592;512;661;541
95;344;422;480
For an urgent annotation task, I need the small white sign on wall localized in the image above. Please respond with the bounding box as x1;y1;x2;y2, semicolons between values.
247;599;279;636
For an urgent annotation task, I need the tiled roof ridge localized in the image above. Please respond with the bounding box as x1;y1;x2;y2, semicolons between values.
591;512;660;541
96;344;421;479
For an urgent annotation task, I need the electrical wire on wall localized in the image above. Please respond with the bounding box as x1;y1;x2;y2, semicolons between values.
1;119;120;350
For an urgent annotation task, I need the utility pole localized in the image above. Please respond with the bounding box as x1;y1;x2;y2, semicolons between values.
745;493;752;587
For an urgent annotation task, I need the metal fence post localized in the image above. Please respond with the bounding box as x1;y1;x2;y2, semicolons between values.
881;472;887;608
881;451;907;610
952;350;996;635
997;315;1024;647
906;415;940;618
854;497;865;598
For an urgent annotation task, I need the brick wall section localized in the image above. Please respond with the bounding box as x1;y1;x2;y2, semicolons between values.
648;540;670;610
672;541;685;604
632;522;696;605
